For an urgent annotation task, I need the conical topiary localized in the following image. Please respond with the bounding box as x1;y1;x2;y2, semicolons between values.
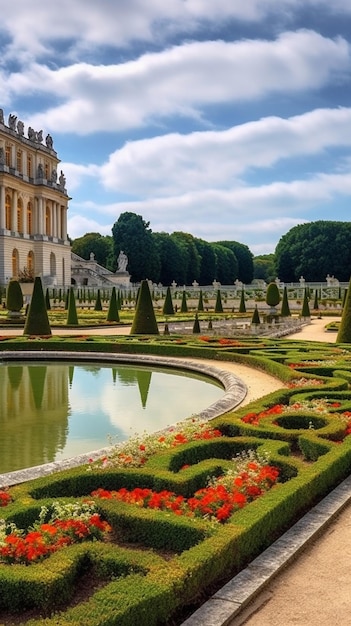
180;290;188;313
337;277;351;342
6;280;23;312
23;277;52;336
280;286;291;317
66;287;79;325
131;279;159;335
238;289;246;313
94;289;103;311
164;323;170;335
45;288;51;310
106;287;119;322
251;305;260;325
313;289;319;311
64;290;69;310
300;289;310;318
162;286;175;315
192;313;201;333
208;319;213;330
197;290;204;312
214;289;223;313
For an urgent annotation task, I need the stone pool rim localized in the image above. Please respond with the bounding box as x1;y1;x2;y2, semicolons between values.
0;350;247;487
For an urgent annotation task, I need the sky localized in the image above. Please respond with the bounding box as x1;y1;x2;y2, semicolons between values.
1;1;351;256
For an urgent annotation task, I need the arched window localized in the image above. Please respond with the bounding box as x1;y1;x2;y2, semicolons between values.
27;202;33;235
50;252;56;276
27;251;34;275
5;194;11;230
12;249;19;278
17;197;23;233
45;205;51;236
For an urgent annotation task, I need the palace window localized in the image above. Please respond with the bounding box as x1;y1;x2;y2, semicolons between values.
27;201;33;235
45;205;51;236
16;150;23;173
5;146;11;167
27;251;34;274
12;249;19;278
27;154;32;178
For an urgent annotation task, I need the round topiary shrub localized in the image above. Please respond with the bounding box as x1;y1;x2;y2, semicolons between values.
266;282;280;313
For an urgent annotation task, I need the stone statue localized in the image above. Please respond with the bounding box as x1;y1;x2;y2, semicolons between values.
37;163;44;178
117;250;128;272
51;168;57;183
8;114;17;130
37;130;43;143
59;170;66;188
17;120;24;136
28;127;36;141
45;134;53;149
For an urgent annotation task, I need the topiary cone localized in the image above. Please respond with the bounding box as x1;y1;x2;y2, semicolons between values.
337;277;351;342
94;289;103;311
131;280;159;334
238;289;246;313
162;286;175;315
66;287;79;325
180;290;188;313
106;287;119;322
214;289;223;313
23;277;52;336
280;286;291;317
251;305;260;325
300;289;311;318
192;313;201;333
197;290;204;312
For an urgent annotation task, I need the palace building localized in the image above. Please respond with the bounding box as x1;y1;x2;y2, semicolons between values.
0;109;71;287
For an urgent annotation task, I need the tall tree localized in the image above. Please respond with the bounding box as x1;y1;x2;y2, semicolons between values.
112;212;160;282
275;221;351;282
71;232;113;269
171;232;201;284
216;241;254;283
211;244;238;284
153;232;185;285
193;238;216;285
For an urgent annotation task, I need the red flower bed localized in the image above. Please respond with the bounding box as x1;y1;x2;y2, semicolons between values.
241;404;284;426
92;460;280;523
0;490;11;507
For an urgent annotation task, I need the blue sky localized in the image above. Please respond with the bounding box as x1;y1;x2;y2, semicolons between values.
1;1;351;255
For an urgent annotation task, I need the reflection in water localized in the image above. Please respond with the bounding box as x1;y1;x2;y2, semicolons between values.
0;362;223;474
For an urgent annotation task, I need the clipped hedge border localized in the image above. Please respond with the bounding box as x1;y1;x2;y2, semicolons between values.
0;335;351;624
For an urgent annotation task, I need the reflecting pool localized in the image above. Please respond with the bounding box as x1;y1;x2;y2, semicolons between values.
0;361;223;473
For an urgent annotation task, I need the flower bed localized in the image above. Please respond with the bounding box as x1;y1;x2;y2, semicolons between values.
0;335;351;624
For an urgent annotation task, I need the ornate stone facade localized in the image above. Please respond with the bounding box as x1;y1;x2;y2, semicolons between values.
0;109;71;286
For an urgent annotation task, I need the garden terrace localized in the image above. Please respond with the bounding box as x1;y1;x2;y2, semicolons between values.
0;333;351;625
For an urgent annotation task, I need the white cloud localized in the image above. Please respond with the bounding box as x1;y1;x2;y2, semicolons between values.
3;31;349;135
99;107;351;196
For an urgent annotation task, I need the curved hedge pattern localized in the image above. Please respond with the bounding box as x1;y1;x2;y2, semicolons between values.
0;334;351;625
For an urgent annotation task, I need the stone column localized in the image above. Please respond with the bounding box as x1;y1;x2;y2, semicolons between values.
38;196;44;234
61;205;67;240
11;189;17;232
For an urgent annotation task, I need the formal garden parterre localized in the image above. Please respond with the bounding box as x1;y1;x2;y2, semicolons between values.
0;331;351;624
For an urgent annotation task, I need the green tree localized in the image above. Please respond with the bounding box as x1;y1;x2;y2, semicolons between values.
112;212;160;282
23;277;52;336
216;241;254;283
171;232;201;284
71;232;113;269
211;244;238;284
131;280;159;335
253;254;276;282
275;221;351;282
193;238;216;285
153;232;185;285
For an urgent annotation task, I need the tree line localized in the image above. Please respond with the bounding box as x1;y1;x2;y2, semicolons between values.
71;212;254;285
71;216;351;285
